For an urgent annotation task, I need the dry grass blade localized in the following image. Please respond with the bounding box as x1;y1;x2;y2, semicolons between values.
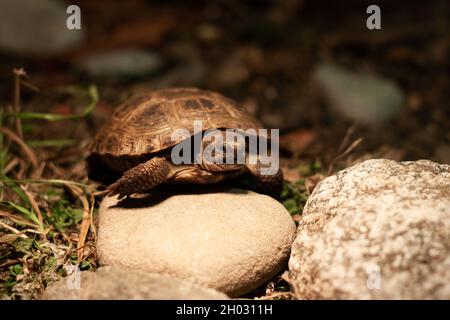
0;127;38;168
335;138;364;162
65;183;93;262
0;259;20;268
16;159;27;180
30;162;46;180
0;220;28;239
93;189;109;197
0;210;37;228
77;195;91;262
328;137;364;175
13;68;26;139
10;178;88;189
88;192;97;241
337;123;358;155
3;157;20;175
20;79;40;93
20;185;44;227
6;201;41;229
0;234;25;244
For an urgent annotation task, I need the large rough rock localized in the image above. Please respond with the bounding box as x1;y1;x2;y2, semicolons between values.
97;189;296;297
289;159;450;299
41;266;229;300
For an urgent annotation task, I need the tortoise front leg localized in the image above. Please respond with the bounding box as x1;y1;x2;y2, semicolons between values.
106;157;172;198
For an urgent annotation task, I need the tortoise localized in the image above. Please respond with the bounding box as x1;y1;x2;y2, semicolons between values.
89;88;283;198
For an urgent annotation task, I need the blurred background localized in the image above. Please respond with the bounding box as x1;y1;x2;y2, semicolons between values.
0;0;449;173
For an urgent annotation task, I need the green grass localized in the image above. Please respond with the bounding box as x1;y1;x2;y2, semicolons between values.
0;83;99;299
4;85;98;122
45;197;84;233
280;161;324;216
1;236;70;299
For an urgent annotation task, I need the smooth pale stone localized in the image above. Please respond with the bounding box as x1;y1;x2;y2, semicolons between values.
0;0;85;55
289;159;450;299
97;189;296;297
41;266;229;300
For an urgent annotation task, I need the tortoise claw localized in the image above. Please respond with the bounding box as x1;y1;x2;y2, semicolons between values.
105;181;126;199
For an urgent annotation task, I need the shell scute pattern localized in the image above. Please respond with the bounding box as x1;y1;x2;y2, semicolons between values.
183;99;201;109
90;88;261;157
199;98;215;109
112;95;150;119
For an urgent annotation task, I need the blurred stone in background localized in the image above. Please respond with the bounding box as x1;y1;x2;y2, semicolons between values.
0;0;85;56
312;63;405;126
75;49;162;78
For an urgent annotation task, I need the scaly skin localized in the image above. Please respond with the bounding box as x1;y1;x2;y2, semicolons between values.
106;157;171;199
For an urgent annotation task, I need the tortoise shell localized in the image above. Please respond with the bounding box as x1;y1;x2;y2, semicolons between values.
90;88;262;157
